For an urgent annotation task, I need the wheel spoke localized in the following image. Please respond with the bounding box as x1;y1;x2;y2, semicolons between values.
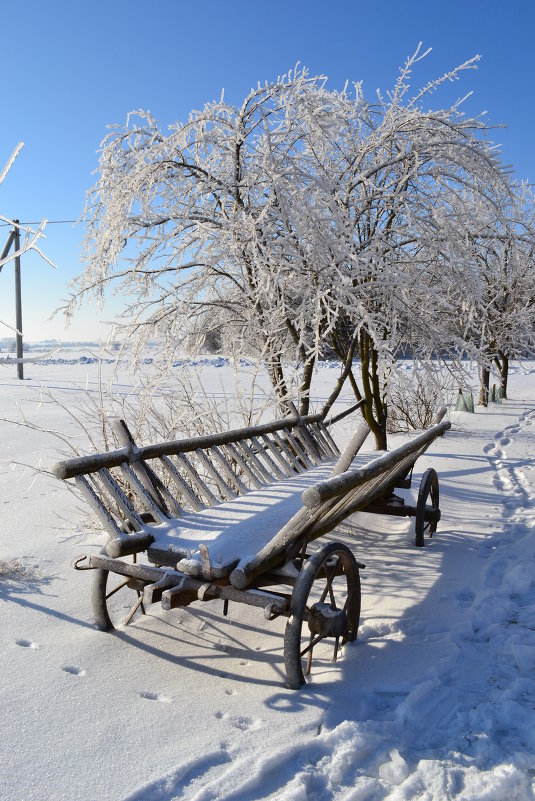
123;594;144;626
305;634;314;675
332;636;340;663
300;633;324;658
323;560;338;608
106;578;130;600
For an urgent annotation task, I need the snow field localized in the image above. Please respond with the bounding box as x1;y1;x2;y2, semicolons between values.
1;353;535;800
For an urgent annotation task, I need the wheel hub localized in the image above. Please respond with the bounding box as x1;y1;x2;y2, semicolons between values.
307;602;348;638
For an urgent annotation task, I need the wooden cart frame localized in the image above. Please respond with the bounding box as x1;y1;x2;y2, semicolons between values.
54;404;450;689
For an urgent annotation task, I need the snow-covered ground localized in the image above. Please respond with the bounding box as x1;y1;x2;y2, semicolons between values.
1;351;535;801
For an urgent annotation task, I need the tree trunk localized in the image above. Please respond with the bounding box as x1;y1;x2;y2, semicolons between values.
359;332;387;450
496;350;509;398
266;349;292;414
478;366;490;407
298;355;316;416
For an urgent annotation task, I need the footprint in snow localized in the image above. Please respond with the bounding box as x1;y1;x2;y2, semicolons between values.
456;588;475;608
500;437;511;447
62;666;86;677
215;711;260;731
229;715;254;731
16;639;39;649
140;691;172;703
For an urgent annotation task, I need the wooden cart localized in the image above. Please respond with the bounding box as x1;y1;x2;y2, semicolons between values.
53;406;450;688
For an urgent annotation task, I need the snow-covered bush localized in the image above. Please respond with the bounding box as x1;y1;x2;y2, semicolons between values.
387;368;456;433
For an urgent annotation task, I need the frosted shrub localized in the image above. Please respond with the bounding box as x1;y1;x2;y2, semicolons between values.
387;369;455;433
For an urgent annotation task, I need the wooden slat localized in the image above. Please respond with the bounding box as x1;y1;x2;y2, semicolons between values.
260;434;294;476
195;448;237;501
281;430;314;470
237;440;274;484
248;436;287;481
307;425;334;460
312;422;339;458
225;442;263;489
74;474;123;539
292;426;323;465
119;464;166;523
208;445;249;495
174;452;218;507
97;468;145;531
159;455;204;512
270;430;304;473
237;441;273;484
139;460;183;517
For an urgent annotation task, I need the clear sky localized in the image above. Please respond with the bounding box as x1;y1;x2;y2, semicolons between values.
0;0;533;342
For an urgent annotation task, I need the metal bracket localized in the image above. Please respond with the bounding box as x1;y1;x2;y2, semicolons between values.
71;554;96;571
264;601;286;621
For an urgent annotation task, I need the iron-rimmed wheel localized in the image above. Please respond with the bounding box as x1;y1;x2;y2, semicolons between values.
284;541;362;689
92;548;148;630
415;468;440;548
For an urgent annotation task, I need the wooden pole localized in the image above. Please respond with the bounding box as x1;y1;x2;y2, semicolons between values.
0;229;15;270
13;221;23;380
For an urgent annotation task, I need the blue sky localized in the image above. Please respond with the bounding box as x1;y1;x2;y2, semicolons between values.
0;0;533;342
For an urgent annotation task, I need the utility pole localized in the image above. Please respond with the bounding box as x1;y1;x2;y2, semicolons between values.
13;221;23;379
0;221;24;379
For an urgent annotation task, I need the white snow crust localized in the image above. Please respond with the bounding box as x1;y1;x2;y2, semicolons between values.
1;350;535;800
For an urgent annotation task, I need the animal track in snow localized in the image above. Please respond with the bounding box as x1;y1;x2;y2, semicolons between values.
16;639;39;649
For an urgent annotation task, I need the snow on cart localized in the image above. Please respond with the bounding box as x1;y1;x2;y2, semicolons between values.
53;405;450;689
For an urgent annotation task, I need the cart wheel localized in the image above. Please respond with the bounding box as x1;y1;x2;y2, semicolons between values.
92;550;148;630
415;468;440;548
284;541;362;689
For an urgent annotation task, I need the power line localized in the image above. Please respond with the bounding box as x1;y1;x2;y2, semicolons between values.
0;219;78;227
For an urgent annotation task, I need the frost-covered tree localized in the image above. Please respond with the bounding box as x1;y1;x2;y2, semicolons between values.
68;70;349;411
444;182;535;405
300;50;505;447
67;49;510;447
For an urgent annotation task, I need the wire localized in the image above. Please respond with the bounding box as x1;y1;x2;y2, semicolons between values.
0;219;78;227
